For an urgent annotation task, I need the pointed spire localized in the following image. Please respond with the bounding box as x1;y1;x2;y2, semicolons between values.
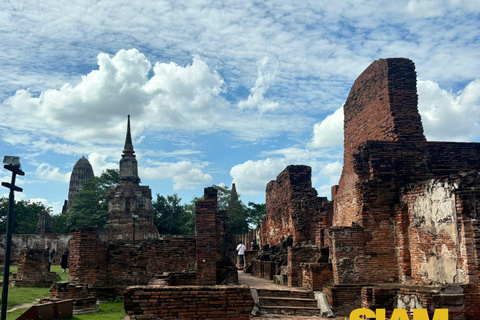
123;115;134;154
119;115;140;184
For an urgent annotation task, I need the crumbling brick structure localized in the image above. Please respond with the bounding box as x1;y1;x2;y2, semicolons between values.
250;165;333;289
196;187;237;286
263;165;332;247
47;282;98;313
68;189;237;299
248;58;480;316
68;227;196;296
327;58;480;314
15;248;57;287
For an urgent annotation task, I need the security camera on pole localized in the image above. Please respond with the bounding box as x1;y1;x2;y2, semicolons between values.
1;156;25;320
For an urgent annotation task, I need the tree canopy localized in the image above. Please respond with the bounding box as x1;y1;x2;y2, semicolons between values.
0;197;48;234
245;202;266;230
153;193;194;235
66;169;119;229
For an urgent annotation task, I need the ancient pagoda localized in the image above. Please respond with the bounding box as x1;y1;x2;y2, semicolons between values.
62;156;94;214
105;115;159;243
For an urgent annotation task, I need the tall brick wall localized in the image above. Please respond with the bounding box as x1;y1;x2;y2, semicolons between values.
287;245;321;287
330;226;368;283
323;57;480;313
331;140;480;285
263;165;332;246
335;58;425;226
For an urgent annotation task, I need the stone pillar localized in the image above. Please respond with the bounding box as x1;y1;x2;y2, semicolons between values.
196;187;218;285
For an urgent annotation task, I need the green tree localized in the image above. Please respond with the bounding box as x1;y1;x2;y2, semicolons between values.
153;193;194;235
66;169;119;229
0;197;48;234
245;202;266;230
52;214;69;233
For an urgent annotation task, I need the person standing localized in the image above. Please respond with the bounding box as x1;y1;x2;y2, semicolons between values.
236;241;246;269
47;247;54;271
60;252;69;273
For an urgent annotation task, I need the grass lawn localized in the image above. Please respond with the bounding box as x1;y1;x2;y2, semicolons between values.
73;301;125;320
0;265;126;319
5;302;126;320
50;264;69;282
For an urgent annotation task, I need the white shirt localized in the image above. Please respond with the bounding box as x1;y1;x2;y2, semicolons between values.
236;244;246;255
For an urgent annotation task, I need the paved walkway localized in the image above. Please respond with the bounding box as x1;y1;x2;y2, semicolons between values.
237;270;309;291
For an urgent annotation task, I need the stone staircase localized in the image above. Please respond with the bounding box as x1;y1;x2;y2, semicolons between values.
256;289;321;316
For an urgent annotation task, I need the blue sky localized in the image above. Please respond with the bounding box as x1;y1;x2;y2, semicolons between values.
1;0;479;214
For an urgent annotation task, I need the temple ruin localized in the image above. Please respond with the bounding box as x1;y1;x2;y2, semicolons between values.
245;58;480;316
6;57;480;318
62;156;94;215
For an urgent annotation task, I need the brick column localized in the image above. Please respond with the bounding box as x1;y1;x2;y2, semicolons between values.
196;187;218;285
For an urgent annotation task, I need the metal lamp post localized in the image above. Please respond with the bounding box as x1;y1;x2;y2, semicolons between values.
132;215;138;246
1;156;24;320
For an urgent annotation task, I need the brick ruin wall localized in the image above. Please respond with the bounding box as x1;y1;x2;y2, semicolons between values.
124;285;254;320
399;175;480;293
300;262;333;291
250;165;333;290
0;233;71;264
69;227;109;287
69;227;196;293
321;58;480;313
15;248;57;287
334;141;480;284
196;187;237;286
262;165;332;246
330;58;480;288
68;186;237;298
335;58;425;227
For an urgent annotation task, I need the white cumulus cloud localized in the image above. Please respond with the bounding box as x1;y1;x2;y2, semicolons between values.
308;107;344;149
2;49;228;145
35;163;71;183
230;158;289;195
238;57;279;113
88;152;118;176
418;79;480;142
28;198;63;214
140;161;212;190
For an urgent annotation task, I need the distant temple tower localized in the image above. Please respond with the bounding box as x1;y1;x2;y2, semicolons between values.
36;210;53;234
106;115;159;242
62;156;94;214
